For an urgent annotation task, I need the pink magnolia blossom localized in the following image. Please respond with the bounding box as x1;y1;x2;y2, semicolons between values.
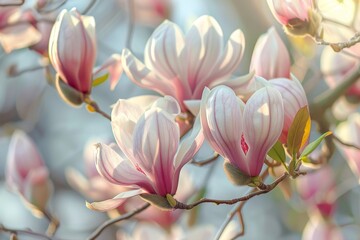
267;0;314;25
302;216;343;240
296;166;337;218
200;85;284;177
122;15;249;111
87;96;203;211
5;130;52;216
250;27;291;79
335;113;360;182
269;76;309;144
49;8;96;94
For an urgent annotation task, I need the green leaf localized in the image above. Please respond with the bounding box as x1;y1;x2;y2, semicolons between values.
286;106;311;157
267;141;286;163
92;73;109;87
300;131;332;158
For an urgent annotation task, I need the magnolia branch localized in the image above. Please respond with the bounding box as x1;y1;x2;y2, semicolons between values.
0;225;60;240
87;203;150;240
173;172;289;210
316;32;360;52
84;98;112;121
332;135;360;151
43;210;60;237
190;153;219;166
215;168;270;239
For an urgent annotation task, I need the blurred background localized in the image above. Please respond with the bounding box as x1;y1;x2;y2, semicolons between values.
0;0;360;239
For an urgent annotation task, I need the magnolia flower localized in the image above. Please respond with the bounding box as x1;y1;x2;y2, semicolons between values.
200;85;284;179
335;113;360;182
267;0;321;36
250;27;291;79
49;8;96;95
296;166;337;218
269;76;309;144
5;130;52;217
122;15;250;111
87;96;203;211
302;216;343;240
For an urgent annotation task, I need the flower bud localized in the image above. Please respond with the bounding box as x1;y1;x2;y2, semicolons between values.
49;8;96;96
250;27;291;79
267;0;322;37
5;130;52;217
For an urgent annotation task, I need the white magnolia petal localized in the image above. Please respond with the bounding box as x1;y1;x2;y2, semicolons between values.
212;29;245;79
243;86;284;176
184;15;223;91
199;87;226;156
95;143;152;189
133;109;179;195
86;189;143;212
122;48;175;96
184;100;201;116
205;86;244;162
144;20;185;80
151;96;181;116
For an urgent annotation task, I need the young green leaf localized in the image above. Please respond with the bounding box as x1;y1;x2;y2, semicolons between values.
300;131;332;158
92;73;109;87
286;106;311;156
267;141;286;163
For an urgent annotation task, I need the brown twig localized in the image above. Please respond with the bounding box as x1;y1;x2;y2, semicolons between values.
264;159;281;168
316;32;360;52
87;203;150;240
0;0;24;6
173;173;289;210
191;153;219;166
84;97;112;121
332;135;360;151
43;210;60;237
0;224;61;240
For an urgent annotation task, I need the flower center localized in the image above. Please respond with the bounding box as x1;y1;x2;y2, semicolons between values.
241;134;249;155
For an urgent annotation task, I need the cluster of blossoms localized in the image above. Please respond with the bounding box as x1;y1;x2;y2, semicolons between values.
2;0;360;239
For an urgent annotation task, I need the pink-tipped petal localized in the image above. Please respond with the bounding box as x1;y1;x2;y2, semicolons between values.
151;96;181;116
144;20;184;81
250;27;291;79
184;15;223;92
204;86;244;164
95;143;153;192
132;109;179;195
122;48;176;96
86;189;143;212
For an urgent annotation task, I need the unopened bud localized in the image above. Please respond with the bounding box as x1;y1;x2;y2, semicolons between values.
140;193;173;211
